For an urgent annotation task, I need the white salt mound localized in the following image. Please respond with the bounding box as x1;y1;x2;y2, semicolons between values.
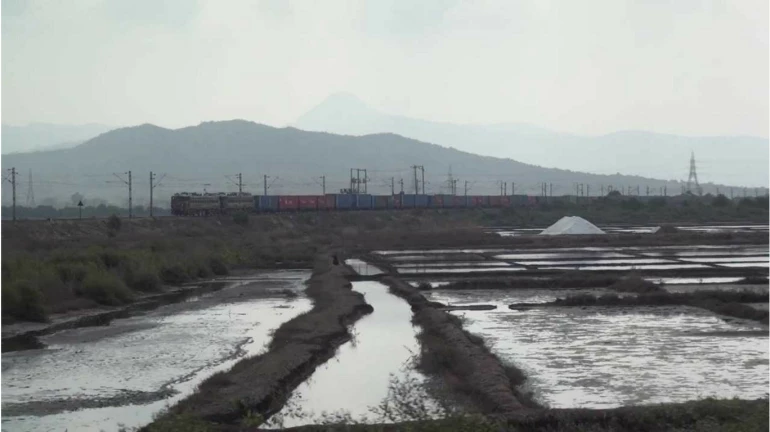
540;216;606;235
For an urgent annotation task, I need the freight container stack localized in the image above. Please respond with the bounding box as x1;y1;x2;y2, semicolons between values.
318;195;336;210
355;194;373;210
297;196;318;210
335;194;354;210
256;196;280;212
373;195;393;209
278;196;299;211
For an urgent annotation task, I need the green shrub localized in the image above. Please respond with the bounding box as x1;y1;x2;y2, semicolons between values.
208;256;229;276
3;280;47;322
107;214;122;231
160;263;190;284
233;212;249;226
78;270;134;305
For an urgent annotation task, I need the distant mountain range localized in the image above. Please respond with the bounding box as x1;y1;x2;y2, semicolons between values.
1;123;116;154
296;93;769;187
2;120;758;208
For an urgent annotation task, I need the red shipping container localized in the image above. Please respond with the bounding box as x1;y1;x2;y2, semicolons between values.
318;195;335;209
489;196;502;207
297;196;319;210
469;196;484;207
278;196;298;210
501;197;511;207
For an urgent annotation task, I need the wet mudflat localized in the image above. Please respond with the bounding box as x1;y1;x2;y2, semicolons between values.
434;289;768;408
1;271;312;432
345;259;384;275
270;281;435;428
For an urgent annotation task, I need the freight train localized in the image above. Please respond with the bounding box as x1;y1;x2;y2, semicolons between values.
170;192;548;216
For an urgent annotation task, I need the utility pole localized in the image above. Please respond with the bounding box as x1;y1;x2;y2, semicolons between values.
26;169;35;207
6;167;16;221
238;173;242;194
412;166;419;195
399;178;404;194
150;172;166;218
511;182;515;195
421;166;425;194
264;175;269;196
321;176;326;195
113;171;132;218
391;177;395;195
464;180;469;196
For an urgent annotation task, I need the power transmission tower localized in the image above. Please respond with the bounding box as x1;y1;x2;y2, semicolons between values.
5;167;16;221
113;171;132;218
349;168;368;194
150;172;166;218
687;151;701;195
411;165;424;195
26;169;35;207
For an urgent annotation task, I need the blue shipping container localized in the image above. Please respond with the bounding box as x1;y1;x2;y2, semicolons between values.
415;194;429;207
335;194;354;209
258;195;279;211
403;194;415;207
355;194;373;209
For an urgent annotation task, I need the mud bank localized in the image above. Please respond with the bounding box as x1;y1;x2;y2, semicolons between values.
506;290;770;324
382;276;535;415
146;254;374;429
279;398;768;432
1;280;233;353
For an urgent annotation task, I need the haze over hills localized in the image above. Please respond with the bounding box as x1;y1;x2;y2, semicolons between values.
295;93;769;187
2;120;759;208
1;123;116;154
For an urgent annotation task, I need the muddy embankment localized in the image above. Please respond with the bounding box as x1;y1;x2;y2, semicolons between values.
145;254;374;429
509;290;770;325
381;276;539;415
352;230;769;254
1;280;233;353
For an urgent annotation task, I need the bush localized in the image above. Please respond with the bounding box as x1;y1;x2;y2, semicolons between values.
107;214;122;231
160;263;190;284
2;280;47;322
233;212;249;226
208;256;229;276
78;270;134;305
712;194;731;207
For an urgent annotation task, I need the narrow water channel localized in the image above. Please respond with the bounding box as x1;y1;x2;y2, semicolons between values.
1;271;312;432
270;281;435;428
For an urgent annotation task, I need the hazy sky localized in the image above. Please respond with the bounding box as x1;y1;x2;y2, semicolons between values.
2;0;768;137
